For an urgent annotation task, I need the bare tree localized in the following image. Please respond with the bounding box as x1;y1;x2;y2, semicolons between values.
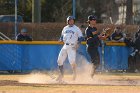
126;0;133;24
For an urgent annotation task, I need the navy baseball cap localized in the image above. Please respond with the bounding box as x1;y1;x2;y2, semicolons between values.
87;15;97;22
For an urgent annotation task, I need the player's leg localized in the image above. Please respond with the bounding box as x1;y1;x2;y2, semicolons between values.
91;49;100;78
87;46;99;78
68;47;77;80
87;46;95;77
90;63;96;78
57;48;67;80
94;50;100;69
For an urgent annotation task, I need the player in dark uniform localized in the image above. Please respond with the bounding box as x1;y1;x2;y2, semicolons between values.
16;28;32;41
127;29;140;72
85;15;105;78
134;30;140;52
111;26;125;42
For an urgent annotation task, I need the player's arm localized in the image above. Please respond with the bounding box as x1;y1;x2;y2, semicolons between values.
77;27;84;44
59;29;64;43
59;35;63;42
92;31;98;35
16;35;23;41
91;30;100;38
85;29;99;43
58;37;63;44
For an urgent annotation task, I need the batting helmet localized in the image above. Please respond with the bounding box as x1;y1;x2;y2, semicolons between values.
67;16;75;23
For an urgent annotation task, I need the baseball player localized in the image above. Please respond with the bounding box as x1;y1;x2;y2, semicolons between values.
85;15;106;78
57;16;83;81
111;26;126;42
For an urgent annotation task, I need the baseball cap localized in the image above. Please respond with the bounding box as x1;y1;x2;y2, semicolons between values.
21;28;27;33
87;15;97;22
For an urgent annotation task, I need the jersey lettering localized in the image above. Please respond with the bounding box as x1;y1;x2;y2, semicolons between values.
65;30;75;34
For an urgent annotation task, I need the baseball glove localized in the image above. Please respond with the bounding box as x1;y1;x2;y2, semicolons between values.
99;27;114;40
102;27;113;37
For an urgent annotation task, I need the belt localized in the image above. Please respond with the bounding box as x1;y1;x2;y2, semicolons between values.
86;37;93;41
66;43;74;45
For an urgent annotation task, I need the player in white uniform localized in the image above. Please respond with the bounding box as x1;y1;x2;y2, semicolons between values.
57;16;83;81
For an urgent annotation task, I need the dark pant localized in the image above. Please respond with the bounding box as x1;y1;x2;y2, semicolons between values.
128;55;136;72
128;52;140;72
87;46;100;67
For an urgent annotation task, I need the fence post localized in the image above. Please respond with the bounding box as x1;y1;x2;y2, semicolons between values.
72;0;76;18
15;0;18;39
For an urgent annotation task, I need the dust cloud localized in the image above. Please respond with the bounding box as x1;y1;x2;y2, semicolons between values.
19;72;48;84
18;54;140;85
18;53;103;84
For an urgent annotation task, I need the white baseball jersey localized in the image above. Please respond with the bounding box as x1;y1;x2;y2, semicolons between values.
61;25;83;44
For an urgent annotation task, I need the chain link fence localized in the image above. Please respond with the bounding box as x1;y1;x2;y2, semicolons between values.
0;23;138;41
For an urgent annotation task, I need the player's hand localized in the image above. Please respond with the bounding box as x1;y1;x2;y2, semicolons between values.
58;40;63;44
98;34;106;39
92;31;98;35
99;35;107;40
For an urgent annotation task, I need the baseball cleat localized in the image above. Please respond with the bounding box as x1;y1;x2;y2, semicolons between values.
56;74;63;81
91;72;95;78
91;65;96;78
58;79;67;84
72;72;76;80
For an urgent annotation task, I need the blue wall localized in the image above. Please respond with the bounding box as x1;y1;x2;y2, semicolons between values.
0;43;132;71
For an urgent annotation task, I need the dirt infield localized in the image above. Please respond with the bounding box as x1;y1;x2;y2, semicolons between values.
0;73;140;93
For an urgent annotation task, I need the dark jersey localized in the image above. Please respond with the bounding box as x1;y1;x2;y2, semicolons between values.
134;36;140;51
16;33;32;41
85;26;100;47
111;32;123;41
